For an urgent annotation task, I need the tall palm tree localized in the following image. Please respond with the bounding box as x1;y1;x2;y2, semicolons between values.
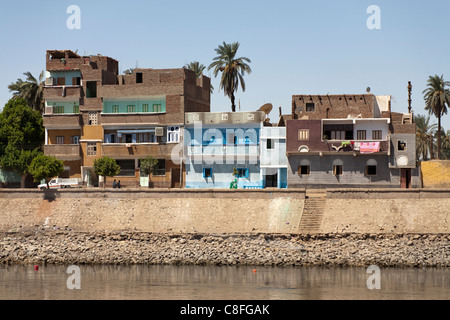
185;61;214;93
415;114;437;161
8;71;45;113
422;75;450;159
208;42;251;112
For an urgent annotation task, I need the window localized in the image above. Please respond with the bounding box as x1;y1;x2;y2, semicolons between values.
366;166;377;176
71;136;80;145
86;81;97;98
333;165;343;176
323;125;353;140
54;106;64;114
203;168;212;178
88;112;98;125
153;104;162;112
298;129;309;141
331;131;345;140
56;77;65;86
116;159;135;177
136;73;143;84
372;130;382;140
306;103;315;112
127;105;136;113
142;104;149;113
227;133;236;145
154;159;166;176
357;130;367;140
298;165;310;176
56;136;64;145
398;141;407;151
167;126;180;143
72;77;81;86
112;105;119;113
267;139;274;149
73;105;79;114
86;142;97;156
237;168;249;178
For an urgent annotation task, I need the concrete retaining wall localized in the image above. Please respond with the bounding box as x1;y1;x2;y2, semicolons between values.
0;189;305;234
0;188;449;235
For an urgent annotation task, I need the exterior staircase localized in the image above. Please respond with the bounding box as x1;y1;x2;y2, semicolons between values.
298;190;327;234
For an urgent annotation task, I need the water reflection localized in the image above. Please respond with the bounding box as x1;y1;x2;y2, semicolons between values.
0;265;448;300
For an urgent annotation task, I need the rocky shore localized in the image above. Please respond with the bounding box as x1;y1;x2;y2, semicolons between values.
0;229;449;268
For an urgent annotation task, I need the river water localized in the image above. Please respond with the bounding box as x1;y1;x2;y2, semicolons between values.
0;265;448;300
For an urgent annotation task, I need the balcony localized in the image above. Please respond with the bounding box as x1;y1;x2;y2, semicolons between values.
43;86;82;99
102;143;176;159
44;144;81;161
43;114;81;128
326;140;389;154
186;144;260;160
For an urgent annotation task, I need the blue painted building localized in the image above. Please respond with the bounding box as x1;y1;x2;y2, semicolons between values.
184;111;265;189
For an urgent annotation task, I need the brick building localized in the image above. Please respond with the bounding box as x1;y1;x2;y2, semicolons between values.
43;50;210;188
286;94;419;188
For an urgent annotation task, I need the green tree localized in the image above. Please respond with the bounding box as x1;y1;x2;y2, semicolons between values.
8;71;45;113
28;154;64;188
422;75;450;159
139;156;159;188
0;98;44;187
208;42;252;112
93;156;121;188
415;114;437;161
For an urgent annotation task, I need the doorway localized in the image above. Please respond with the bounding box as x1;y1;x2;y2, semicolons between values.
400;169;411;189
171;168;181;188
265;173;278;188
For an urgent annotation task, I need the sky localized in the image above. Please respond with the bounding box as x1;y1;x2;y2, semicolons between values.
0;0;449;129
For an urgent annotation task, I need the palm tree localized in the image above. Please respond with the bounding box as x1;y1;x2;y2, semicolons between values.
422;75;450;159
185;61;214;93
8;71;45;113
208;42;251;112
415;114;437;161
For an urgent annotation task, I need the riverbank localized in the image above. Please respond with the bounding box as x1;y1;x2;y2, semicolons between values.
1;229;449;268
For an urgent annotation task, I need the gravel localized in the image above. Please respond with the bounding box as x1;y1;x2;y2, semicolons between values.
1;229;449;268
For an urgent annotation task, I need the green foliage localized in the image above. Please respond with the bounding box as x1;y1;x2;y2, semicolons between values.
208;42;251;112
93;156;121;177
140;156;159;188
422;75;450;159
8;71;45;113
28;154;64;183
0;98;44;179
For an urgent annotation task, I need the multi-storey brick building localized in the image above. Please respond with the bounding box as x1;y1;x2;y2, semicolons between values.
286;93;419;188
43;50;210;188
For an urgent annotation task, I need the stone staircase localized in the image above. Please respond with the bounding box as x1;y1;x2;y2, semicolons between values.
298;190;327;234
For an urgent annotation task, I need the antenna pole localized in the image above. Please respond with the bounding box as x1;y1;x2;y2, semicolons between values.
407;81;412;113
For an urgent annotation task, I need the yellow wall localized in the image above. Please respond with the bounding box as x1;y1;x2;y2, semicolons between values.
48;129;81;144
421;160;450;188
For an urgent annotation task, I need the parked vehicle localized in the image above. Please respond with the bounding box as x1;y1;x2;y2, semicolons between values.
38;178;81;190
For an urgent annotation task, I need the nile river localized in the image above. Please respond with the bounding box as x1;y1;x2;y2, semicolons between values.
0;265;448;300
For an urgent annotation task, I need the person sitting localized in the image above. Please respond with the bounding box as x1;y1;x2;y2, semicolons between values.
113;179;117;189
117;180;121;189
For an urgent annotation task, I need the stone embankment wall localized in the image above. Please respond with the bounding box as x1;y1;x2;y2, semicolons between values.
0;188;449;235
0;189;305;234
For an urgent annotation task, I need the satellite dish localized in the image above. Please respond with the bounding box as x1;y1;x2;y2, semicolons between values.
258;103;273;117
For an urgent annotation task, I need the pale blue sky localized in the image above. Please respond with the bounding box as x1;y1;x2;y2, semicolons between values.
1;0;449;129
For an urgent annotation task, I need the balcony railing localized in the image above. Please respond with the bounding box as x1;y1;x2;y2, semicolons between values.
187;144;260;157
44;144;81;160
326;140;389;154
